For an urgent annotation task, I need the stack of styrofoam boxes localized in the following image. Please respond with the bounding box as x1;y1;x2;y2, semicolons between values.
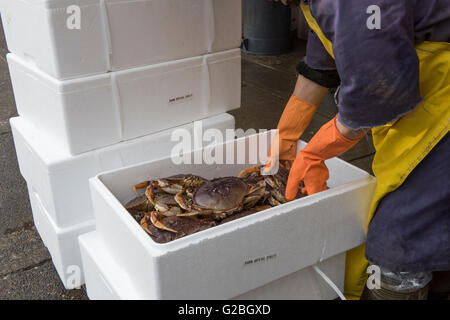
80;133;377;299
1;0;241;288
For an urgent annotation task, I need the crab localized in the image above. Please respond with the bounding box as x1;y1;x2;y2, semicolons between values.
140;213;217;244
133;174;208;195
219;205;273;225
133;174;208;216
237;163;305;206
175;176;267;220
125;189;182;218
131;174;208;233
145;176;267;235
140;211;178;235
132;167;303;239
125;194;153;214
152;192;183;216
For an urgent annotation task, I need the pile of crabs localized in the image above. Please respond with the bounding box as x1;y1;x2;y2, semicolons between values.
125;163;305;243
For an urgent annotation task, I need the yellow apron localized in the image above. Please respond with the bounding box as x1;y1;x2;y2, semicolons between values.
300;3;450;300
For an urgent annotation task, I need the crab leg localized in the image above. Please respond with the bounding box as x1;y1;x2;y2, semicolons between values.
133;181;151;194
145;184;157;206
280;160;292;170
264;176;281;189
141;211;178;235
157;178;184;194
268;196;282;207
254;205;272;211
177;209;213;217
237;166;262;179
174;190;191;210
150;211;178;234
140;214;154;236
155;204;181;216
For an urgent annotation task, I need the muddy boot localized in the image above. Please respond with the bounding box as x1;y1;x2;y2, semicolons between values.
366;265;433;300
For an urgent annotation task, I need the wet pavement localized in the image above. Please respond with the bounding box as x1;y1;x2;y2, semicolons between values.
0;18;374;299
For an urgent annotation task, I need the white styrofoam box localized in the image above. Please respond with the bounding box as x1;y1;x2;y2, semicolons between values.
10;113;235;228
234;253;345;300
7;49;241;155
27;184;95;289
79;231;346;300
0;0;242;80
90;131;377;299
79;231;143;300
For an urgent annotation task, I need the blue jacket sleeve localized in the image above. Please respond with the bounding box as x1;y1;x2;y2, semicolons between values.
311;0;423;130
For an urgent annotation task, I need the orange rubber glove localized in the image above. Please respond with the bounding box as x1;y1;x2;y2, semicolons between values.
266;95;318;172
285;116;363;199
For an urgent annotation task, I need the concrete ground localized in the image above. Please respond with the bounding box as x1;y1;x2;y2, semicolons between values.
0;19;374;299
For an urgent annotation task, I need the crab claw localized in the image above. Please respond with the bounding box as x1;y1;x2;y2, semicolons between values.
150;211;178;234
174;190;191;210
145;184;157;206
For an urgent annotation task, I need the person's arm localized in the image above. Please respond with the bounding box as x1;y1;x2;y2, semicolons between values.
267;34;339;166
267;0;342;170
265;75;327;170
286;0;421;198
285;115;366;198
336;119;370;140
294;74;328;106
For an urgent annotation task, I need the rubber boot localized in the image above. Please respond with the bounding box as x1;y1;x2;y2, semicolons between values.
366;265;433;300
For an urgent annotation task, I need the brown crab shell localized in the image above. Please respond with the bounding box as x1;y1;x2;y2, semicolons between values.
193;177;249;212
219;209;259;225
146;216;217;244
125;194;152;213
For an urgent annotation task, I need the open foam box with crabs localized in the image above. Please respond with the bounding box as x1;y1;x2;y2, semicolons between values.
82;131;376;299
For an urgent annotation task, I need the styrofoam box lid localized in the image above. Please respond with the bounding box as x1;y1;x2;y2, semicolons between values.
115;49;238;83
6;49;241;94
9;113;236;173
96;130;375;252
29;184;95;241
7;53;111;94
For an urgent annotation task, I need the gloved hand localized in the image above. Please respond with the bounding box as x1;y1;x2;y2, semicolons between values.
265;95;318;173
285;116;364;199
